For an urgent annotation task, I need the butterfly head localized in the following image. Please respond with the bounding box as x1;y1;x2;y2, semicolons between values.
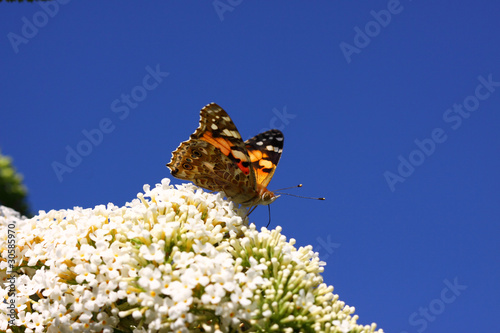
255;184;280;206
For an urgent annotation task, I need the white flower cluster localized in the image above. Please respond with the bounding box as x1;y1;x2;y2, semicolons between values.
0;178;383;333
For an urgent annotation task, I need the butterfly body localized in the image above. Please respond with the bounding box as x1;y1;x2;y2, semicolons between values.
167;103;283;208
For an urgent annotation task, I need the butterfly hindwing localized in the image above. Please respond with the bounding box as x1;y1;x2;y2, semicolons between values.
168;139;256;198
245;129;284;188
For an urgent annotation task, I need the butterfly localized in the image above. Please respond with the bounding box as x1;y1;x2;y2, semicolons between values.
167;103;284;212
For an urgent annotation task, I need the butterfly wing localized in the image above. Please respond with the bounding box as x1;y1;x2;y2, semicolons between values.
168;103;259;203
168;139;257;198
190;103;256;185
245;129;284;188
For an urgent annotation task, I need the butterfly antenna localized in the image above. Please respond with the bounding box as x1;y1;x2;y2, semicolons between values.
274;184;326;201
274;193;326;200
266;205;271;228
274;184;303;191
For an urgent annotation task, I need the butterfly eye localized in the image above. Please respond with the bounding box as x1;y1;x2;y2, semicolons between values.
183;163;193;170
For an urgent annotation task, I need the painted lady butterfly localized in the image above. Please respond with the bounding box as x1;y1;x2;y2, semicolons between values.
167;103;284;210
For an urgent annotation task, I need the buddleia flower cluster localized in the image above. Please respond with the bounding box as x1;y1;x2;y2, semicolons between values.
0;178;383;333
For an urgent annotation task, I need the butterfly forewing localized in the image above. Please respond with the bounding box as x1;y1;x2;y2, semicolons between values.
191;104;254;180
245;129;284;188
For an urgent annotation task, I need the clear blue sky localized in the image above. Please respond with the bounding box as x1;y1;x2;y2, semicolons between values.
1;1;499;332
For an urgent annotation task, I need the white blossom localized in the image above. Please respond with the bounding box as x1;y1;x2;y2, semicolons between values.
0;179;383;332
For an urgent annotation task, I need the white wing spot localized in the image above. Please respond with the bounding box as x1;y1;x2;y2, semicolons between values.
211;123;218;130
232;150;247;161
276;137;284;141
266;145;274;151
260;159;273;168
256;141;263;146
274;147;280;152
223;129;239;137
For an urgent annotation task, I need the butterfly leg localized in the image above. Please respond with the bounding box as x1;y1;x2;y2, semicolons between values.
245;205;258;217
244;205;272;228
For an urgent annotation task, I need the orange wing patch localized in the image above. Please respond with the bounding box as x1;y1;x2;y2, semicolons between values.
247;149;275;185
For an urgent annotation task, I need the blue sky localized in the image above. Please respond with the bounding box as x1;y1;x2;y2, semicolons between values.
1;1;499;332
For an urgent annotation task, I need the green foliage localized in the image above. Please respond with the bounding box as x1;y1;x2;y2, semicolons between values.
0;150;30;216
